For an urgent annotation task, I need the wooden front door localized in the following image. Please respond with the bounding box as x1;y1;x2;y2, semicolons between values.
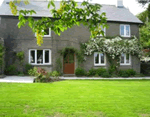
63;53;75;74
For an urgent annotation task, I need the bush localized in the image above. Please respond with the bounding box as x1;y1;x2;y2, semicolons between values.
94;73;99;77
108;66;116;75
96;68;107;76
24;63;33;75
5;65;18;75
51;71;60;77
28;67;39;76
101;72;111;78
75;67;86;76
118;70;130;77
126;69;136;76
88;68;97;76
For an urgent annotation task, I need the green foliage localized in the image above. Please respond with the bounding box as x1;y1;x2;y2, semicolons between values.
24;63;33;75
140;22;150;48
94;73;99;77
108;65;116;75
28;67;40;76
126;69;136;76
10;0;107;46
88;68;97;76
5;65;17;75
118;70;130;77
96;68;107;76
75;67;86;77
16;51;24;62
51;71;60;77
55;58;62;74
0;44;4;68
136;10;148;24
101;72;111;78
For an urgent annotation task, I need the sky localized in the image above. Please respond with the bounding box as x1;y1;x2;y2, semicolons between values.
0;0;147;15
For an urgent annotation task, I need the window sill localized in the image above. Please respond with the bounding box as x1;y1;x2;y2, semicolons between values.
120;64;131;66
120;35;131;38
94;64;106;66
30;63;52;65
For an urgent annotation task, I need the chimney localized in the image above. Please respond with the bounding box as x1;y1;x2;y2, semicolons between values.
116;0;124;8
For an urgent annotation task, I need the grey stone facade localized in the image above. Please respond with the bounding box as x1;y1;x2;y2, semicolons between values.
0;16;141;73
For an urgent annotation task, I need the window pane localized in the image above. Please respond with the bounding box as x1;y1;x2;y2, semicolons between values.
126;26;130;36
30;50;35;63
37;50;43;64
121;25;124;35
126;54;130;63
100;53;104;64
94;53;99;64
121;54;125;63
45;50;49;63
44;28;49;35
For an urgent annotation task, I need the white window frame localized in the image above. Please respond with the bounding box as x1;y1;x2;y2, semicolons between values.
29;49;51;65
35;28;51;37
120;53;131;65
120;24;130;37
94;52;106;66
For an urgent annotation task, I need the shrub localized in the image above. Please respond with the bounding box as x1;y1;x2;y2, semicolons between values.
108;66;116;75
88;68;97;76
75;67;86;76
101;72;111;78
24;63;33;75
5;65;18;75
51;71;60;77
28;67;39;76
118;70;130;77
94;74;99;77
126;69;136;76
96;68;107;76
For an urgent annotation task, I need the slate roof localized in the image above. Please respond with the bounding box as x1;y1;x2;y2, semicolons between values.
0;0;143;24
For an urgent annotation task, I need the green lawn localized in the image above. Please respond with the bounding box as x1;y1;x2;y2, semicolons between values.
0;80;150;117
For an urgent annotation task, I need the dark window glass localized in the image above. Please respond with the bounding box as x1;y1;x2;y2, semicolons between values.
44;28;49;35
121;54;125;63
30;50;35;63
37;50;43;64
126;54;130;63
101;53;104;63
45;50;49;63
95;53;99;64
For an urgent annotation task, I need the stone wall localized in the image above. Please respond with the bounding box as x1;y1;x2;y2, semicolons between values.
0;37;5;75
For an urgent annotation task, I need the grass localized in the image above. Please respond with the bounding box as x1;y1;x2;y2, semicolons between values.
0;80;150;117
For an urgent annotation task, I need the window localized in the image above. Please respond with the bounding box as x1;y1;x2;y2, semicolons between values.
43;28;51;37
29;49;51;65
94;52;106;66
120;53;131;65
120;25;130;37
35;28;51;37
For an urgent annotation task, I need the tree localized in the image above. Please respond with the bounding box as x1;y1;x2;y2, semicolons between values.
137;10;148;24
140;22;150;48
9;0;107;46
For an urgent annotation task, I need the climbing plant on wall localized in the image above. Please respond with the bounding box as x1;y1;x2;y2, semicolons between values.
0;44;5;74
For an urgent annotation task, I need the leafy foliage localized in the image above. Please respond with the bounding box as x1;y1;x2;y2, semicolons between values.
96;68;107;76
88;68;97;76
24;63;33;75
75;67;86;76
9;0;107;46
140;22;150;48
0;44;4;68
101;72;111;78
5;65;18;75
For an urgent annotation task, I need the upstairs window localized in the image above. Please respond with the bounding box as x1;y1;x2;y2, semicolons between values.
43;28;51;37
94;52;106;66
120;53;131;65
120;25;130;37
35;28;51;37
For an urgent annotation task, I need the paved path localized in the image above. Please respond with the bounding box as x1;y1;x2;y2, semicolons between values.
0;76;150;83
0;76;35;83
60;77;150;80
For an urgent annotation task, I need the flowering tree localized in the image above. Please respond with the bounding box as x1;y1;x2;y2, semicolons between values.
83;36;142;72
9;0;107;46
